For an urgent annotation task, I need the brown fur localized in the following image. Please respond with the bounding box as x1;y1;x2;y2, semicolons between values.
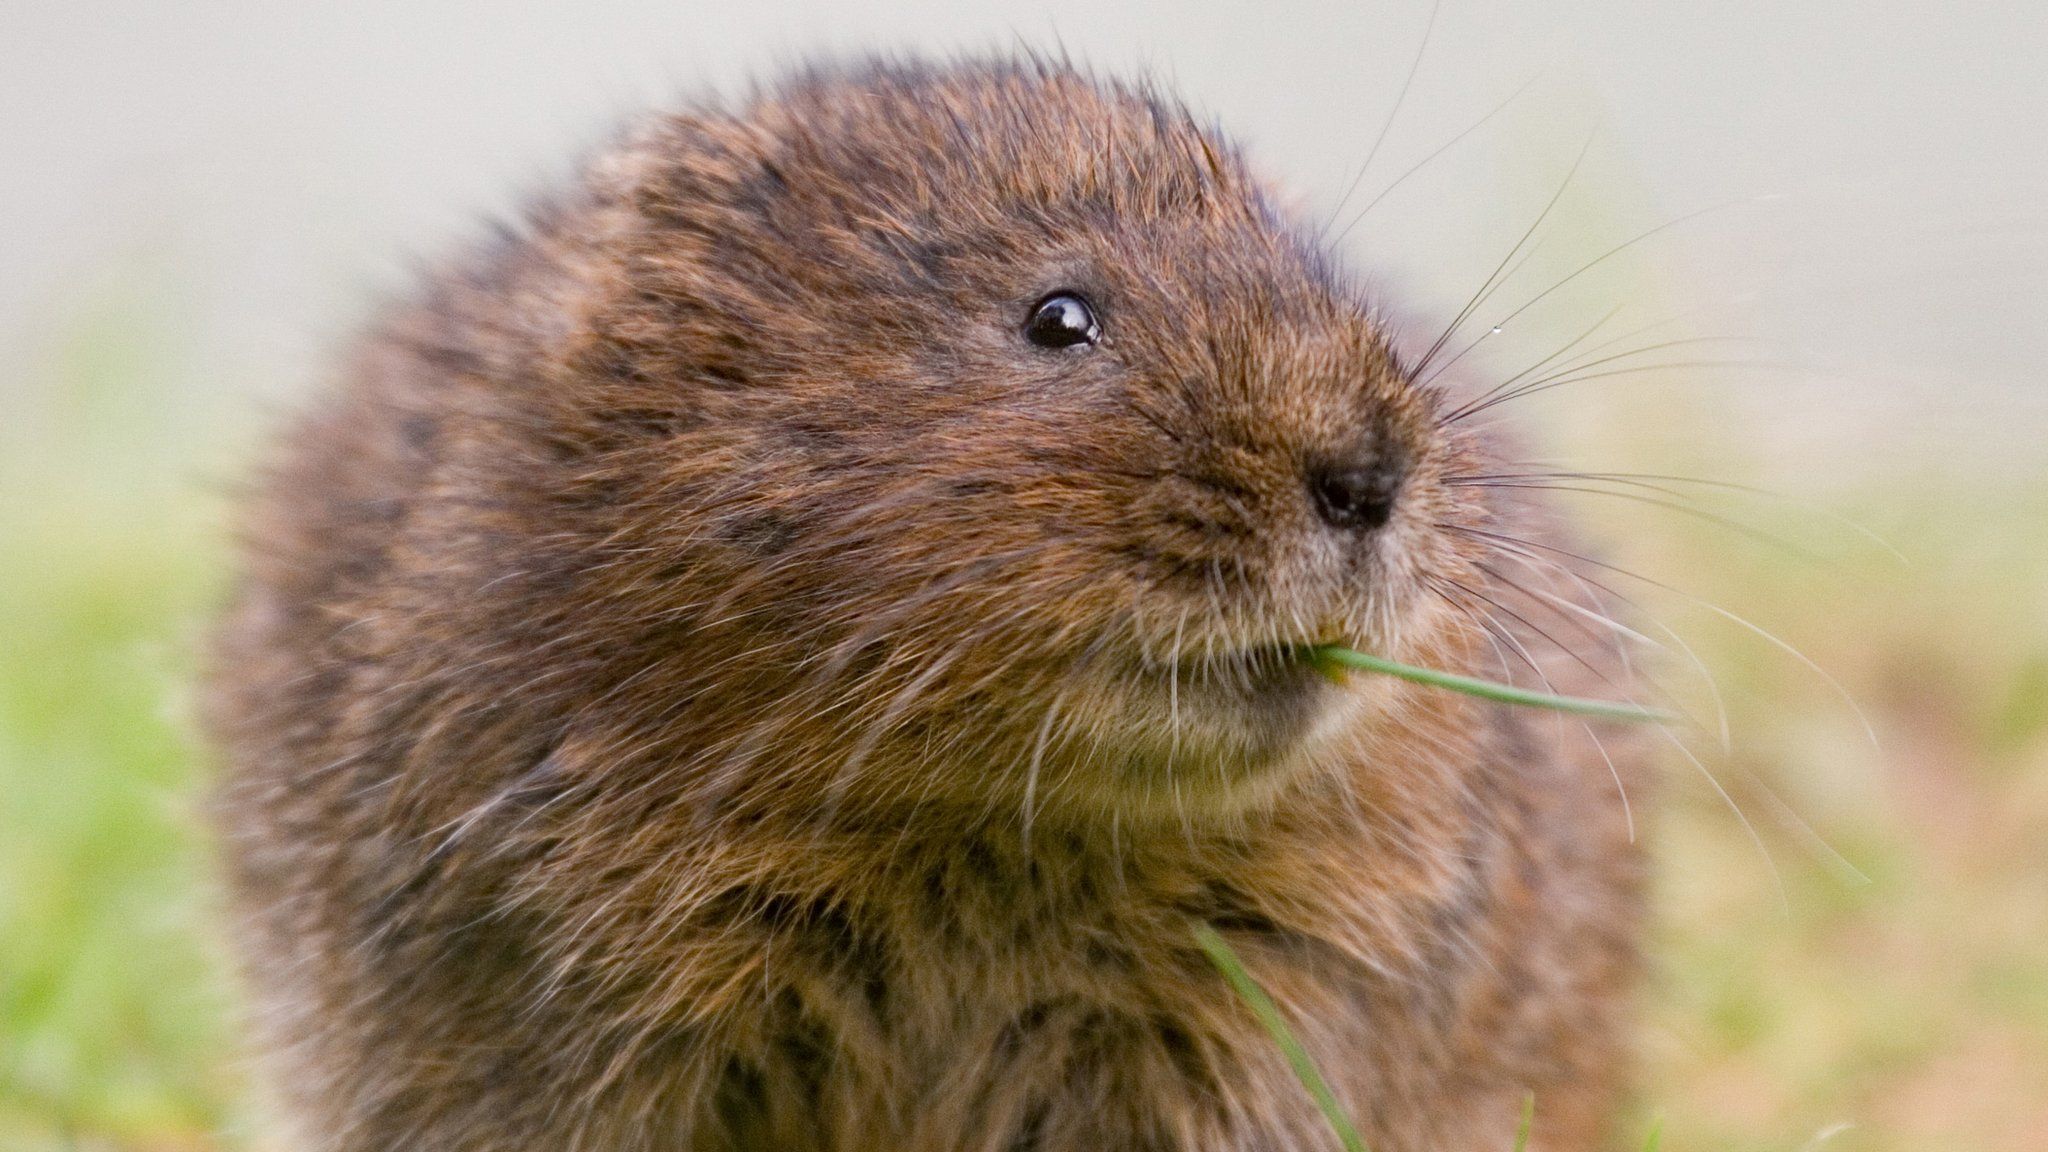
206;57;1647;1151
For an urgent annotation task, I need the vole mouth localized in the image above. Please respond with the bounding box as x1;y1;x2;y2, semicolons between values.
1134;640;1333;700
1095;638;1351;782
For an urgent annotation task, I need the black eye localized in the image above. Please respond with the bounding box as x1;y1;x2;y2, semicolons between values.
1023;292;1100;349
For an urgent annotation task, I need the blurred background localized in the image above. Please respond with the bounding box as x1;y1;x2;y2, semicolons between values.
3;2;2044;1149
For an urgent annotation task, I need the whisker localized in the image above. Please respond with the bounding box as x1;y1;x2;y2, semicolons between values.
1447;523;1879;747
1454;469;1907;563
1321;0;1444;239
1583;719;1635;843
1445;302;1673;394
1753;770;1872;887
1436;193;1769;383
1020;681;1080;851
1471;561;1634;684
1658;721;1789;914
1427;578;1548;682
1442;335;1745;421
1447;358;1772;423
1410;127;1600;380
1331;69;1541;247
1425;300;1624;398
1455;525;1730;746
1478;546;1721;745
1460;535;1786;895
1461;480;1832;565
1445;574;1646;846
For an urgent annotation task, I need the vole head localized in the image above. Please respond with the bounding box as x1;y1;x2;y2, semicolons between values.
492;57;1489;823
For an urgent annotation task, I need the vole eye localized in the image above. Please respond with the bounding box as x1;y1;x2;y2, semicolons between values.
1023;292;1100;349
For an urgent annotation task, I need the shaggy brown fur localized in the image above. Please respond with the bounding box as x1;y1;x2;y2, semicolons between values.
207;57;1647;1151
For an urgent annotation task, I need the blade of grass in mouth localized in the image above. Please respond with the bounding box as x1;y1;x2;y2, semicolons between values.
1311;645;1672;724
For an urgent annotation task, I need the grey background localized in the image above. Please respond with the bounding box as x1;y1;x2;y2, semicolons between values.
5;0;2044;484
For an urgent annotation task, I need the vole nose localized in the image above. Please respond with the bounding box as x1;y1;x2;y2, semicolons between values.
1307;453;1404;532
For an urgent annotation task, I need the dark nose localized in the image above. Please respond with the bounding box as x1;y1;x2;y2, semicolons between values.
1308;454;1404;532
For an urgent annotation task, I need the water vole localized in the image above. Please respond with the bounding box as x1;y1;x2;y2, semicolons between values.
207;56;1646;1150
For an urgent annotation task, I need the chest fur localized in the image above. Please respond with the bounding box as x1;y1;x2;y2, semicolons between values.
674;830;1498;1152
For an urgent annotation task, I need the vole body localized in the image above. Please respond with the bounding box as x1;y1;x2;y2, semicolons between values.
208;57;1646;1151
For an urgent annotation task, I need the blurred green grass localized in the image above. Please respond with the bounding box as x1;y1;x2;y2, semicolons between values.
0;478;243;1149
2;317;2045;1152
1632;481;2048;1149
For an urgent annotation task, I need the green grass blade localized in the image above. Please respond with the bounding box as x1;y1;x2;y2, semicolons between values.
1513;1092;1535;1152
1193;924;1370;1152
1312;645;1674;724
